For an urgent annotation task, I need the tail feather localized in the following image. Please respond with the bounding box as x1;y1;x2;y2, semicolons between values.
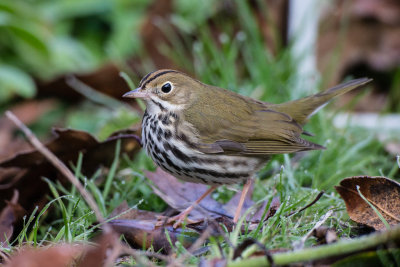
272;78;372;124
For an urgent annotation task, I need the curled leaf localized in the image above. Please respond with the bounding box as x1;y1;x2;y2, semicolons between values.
335;176;400;230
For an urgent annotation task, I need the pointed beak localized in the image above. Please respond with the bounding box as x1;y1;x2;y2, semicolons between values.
122;88;149;99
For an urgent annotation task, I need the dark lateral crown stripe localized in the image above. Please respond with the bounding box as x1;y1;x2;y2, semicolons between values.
139;70;179;89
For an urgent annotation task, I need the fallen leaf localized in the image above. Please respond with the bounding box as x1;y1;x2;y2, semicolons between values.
145;168;225;222
3;233;117;267
0;99;56;162
37;64;132;101
335;176;400;230
77;232;117;267
145;168;278;223
108;169;280;252
0;191;24;245
109;202;202;252
109;211;199;253
3;244;82;267
0;128;140;218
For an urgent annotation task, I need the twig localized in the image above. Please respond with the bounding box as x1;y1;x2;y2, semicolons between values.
5;111;109;232
228;223;400;267
289;191;324;216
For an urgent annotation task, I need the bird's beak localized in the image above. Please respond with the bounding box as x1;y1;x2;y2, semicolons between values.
122;88;149;99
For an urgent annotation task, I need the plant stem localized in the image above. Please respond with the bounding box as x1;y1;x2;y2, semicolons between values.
228;225;400;267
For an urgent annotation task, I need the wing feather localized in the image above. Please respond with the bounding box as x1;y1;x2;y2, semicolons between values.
181;85;321;156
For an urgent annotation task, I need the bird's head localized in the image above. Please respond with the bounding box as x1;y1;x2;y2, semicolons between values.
123;69;202;113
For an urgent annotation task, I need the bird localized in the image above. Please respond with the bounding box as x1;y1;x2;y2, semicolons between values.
123;69;371;227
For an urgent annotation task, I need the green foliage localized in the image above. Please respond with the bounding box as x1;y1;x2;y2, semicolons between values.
0;65;36;103
0;0;149;102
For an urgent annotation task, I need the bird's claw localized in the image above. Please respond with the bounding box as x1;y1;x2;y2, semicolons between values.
155;213;196;228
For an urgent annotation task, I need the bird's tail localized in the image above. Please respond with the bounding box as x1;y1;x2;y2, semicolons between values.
272;78;372;124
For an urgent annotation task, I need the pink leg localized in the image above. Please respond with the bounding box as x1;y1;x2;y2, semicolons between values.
169;186;218;228
233;179;253;223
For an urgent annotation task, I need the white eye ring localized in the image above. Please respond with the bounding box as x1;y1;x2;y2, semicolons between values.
161;82;173;94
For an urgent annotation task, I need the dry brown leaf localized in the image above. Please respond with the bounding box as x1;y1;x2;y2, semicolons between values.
109;208;199;253
145;168;278;223
108;169;280;252
3;244;83;267
77;232;117;267
0;191;24;245
3;233;117;267
335;176;400;230
0;128;140;219
145;168;224;222
0;99;57;163
37;63;132;101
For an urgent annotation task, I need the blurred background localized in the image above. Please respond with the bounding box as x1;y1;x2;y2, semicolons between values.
0;0;399;132
0;0;399;243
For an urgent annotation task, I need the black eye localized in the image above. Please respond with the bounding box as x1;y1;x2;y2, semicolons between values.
161;82;172;93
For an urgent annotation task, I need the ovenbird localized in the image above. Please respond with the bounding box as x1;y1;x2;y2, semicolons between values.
123;69;371;226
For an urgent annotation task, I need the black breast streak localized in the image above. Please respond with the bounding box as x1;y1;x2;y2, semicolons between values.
163;142;192;164
156;127;163;141
164;129;172;140
161;114;171;125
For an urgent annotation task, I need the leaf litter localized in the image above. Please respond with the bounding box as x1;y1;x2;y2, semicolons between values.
0;128;140;214
107;168;282;253
335;176;400;230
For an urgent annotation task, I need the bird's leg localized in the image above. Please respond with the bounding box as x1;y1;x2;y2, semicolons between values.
168;186;218;229
233;178;253;223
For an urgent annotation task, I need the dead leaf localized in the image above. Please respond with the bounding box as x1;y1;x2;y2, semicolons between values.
0;128;140;218
109;202;202;252
145;168;225;222
77;232;117;267
109;210;199;253
0;191;24;245
108;169;280;252
3;233;117;267
145;168;278;224
335;176;400;230
3;244;83;267
37;64;132;101
0;100;56;162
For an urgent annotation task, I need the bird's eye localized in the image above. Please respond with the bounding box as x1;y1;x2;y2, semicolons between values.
161;82;172;93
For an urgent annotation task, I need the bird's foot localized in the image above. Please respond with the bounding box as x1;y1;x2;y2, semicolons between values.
155;211;196;228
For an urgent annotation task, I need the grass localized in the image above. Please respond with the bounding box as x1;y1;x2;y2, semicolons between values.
1;0;399;266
